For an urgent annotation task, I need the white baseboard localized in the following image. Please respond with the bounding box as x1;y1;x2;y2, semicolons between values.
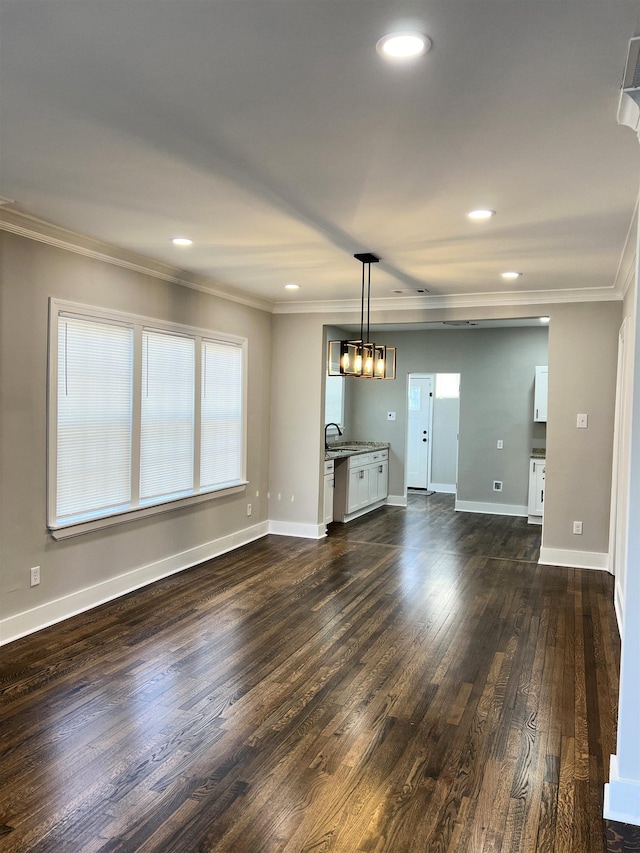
455;500;527;517
538;546;609;571
429;483;456;494
268;520;326;539
386;494;407;507
0;521;270;647
604;755;640;826
528;514;543;525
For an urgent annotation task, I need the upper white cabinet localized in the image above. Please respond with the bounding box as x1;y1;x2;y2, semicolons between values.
534;365;548;422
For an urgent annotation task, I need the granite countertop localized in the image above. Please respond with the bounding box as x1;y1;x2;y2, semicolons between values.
531;449;546;458
325;441;390;460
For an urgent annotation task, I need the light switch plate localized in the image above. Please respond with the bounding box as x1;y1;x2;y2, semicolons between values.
577;413;588;429
387;412;396;421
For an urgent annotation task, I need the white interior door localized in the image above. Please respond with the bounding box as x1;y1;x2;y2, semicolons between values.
406;374;434;489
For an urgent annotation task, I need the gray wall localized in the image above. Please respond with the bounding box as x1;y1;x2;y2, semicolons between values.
346;327;549;508
0;231;272;626
545;301;621;555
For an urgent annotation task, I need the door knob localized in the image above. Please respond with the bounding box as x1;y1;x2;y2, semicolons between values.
422;438;427;443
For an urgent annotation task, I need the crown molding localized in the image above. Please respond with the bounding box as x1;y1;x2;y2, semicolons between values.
0;207;628;318
615;194;639;302
0;208;275;314
272;285;623;315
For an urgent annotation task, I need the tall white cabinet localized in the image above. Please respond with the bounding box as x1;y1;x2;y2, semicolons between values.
534;365;548;422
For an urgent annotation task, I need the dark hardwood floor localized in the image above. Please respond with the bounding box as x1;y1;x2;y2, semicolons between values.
0;493;636;852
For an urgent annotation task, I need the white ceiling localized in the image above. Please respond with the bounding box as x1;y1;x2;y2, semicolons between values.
1;1;640;310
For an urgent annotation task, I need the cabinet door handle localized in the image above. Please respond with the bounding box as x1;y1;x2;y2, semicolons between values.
541;490;544;503
359;469;364;479
379;465;383;473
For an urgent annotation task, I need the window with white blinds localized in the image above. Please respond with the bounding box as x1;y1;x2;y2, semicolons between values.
56;316;133;521
49;301;247;533
140;330;195;502
200;339;243;489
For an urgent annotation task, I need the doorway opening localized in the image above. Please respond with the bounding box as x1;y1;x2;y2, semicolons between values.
406;373;460;495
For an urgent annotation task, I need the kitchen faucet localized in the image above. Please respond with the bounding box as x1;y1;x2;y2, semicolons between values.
325;422;343;450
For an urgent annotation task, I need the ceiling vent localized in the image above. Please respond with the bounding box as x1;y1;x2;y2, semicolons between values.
442;320;478;327
618;37;640;138
390;288;430;295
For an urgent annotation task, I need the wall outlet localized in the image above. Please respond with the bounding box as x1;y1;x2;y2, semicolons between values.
387;411;396;421
573;521;583;535
247;503;252;516
577;413;588;429
496;439;503;449
30;566;40;587
493;480;503;492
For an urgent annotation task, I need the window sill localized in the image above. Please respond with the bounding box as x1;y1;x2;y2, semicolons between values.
49;481;248;540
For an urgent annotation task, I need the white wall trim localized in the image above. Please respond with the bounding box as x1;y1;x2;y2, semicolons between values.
455;499;527;517
0;209;273;313
604;755;640;827
0;522;269;647
268;520;326;539
386;494;408;507
615;582;624;636
273;286;623;315
614;194;639;300
429;482;456;494
538;546;610;572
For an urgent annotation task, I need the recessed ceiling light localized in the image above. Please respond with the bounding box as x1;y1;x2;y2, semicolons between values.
501;271;522;280
467;209;495;220
284;283;300;290
540;316;550;324
172;237;193;246
376;32;430;59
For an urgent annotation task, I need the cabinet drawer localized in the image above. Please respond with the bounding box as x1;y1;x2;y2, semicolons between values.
371;449;389;462
349;452;372;468
324;459;335;474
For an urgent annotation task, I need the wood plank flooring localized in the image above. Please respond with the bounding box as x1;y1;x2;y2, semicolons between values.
0;493;634;852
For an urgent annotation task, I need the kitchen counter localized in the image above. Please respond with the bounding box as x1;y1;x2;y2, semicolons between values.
325;441;390;460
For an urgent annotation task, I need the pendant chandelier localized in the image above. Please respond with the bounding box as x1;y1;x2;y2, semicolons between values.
327;253;396;380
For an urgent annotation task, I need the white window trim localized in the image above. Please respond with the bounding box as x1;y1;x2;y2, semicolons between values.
48;298;248;540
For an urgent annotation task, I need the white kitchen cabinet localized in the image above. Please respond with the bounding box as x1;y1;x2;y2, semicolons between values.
333;448;389;522
528;457;545;524
369;459;389;504
324;459;335;525
347;463;370;513
534;366;548;422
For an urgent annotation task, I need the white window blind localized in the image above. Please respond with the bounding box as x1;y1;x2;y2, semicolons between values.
56;316;133;521
200;339;243;488
140;329;195;502
50;301;247;534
